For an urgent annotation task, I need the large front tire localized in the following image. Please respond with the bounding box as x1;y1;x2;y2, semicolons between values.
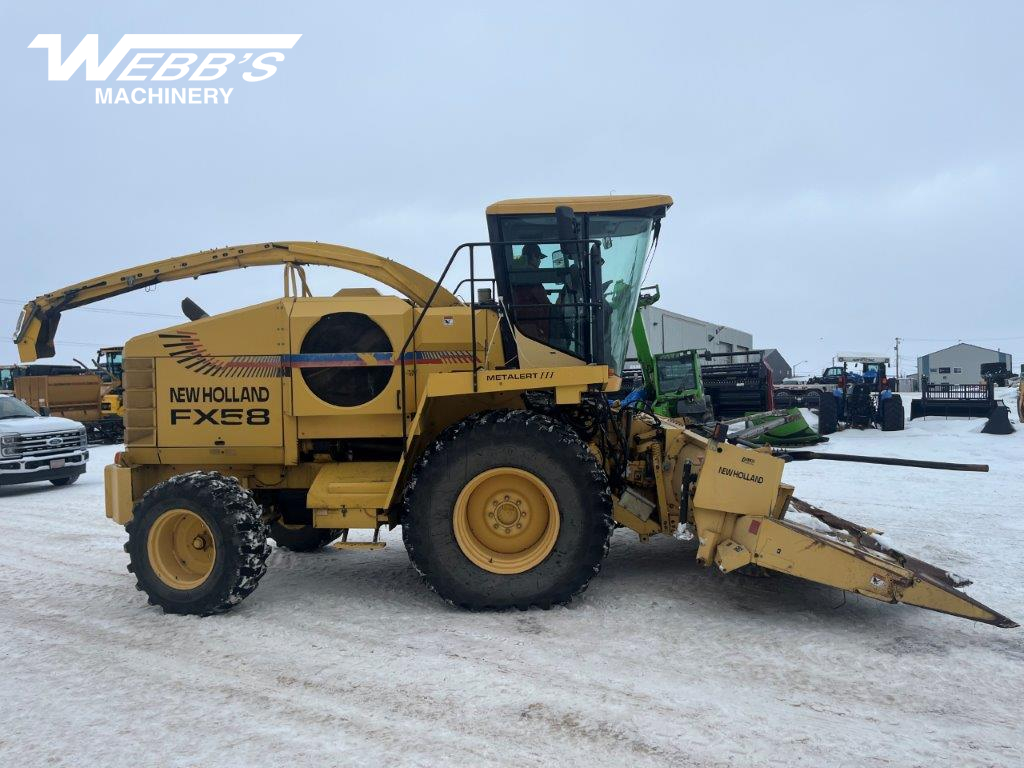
125;471;270;615
403;410;613;610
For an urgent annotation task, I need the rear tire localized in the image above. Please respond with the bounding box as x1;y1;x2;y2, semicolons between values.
125;471;270;615
269;522;340;552
403;410;613;610
817;391;839;435
881;394;905;431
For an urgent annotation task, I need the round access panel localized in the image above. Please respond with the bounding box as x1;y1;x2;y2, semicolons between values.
299;312;394;407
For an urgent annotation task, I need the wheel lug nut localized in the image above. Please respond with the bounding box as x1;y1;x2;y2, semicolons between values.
504;527;511;534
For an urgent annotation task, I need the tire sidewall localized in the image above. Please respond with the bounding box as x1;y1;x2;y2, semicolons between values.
817;391;839;435
881;394;905;431
404;413;611;609
128;483;249;614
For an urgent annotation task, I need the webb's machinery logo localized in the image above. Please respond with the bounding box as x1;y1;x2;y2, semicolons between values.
28;34;301;105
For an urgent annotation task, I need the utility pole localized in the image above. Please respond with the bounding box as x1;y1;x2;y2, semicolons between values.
894;337;901;378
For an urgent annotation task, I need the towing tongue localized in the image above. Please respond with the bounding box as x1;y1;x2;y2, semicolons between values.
778;498;1017;628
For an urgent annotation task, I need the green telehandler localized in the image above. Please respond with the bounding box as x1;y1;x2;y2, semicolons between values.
625;287;824;446
626;286;709;421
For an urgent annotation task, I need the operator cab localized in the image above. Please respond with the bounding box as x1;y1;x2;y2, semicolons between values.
822;366;844;380
655;351;699;395
486;195;672;374
837;355;891;392
96;346;124;381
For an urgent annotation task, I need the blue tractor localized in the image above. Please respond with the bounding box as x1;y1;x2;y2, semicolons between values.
817;355;904;434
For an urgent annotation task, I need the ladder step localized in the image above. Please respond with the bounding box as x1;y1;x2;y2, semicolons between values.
332;541;386;551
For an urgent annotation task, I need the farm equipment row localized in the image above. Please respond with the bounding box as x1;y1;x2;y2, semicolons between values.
619;287;823;446
621;306;905;444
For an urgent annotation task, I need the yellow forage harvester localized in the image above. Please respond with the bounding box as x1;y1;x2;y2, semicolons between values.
13;195;1017;626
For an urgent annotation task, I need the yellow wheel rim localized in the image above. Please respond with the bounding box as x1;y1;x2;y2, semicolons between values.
147;508;217;589
453;467;559;575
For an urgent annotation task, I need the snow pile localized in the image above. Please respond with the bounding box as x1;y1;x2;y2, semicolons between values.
0;407;1021;767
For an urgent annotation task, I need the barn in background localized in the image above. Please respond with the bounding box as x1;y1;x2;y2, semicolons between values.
761;349;792;382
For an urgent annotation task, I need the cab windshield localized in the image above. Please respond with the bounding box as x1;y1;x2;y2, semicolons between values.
590;215;653;375
102;351;124;379
0;397;39;419
492;212;656;375
656;353;698;393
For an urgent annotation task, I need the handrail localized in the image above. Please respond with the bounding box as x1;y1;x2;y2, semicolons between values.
398;238;600;442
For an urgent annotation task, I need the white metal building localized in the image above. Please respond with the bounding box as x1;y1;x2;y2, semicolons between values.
917;343;1012;387
627;305;753;358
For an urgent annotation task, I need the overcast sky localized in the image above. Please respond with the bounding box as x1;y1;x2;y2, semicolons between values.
2;1;1021;375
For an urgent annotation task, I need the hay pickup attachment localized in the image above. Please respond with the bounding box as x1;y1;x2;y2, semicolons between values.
911;381;996;420
699;434;1013;627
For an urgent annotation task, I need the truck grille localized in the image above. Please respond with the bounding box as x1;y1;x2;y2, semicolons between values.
13;430;86;457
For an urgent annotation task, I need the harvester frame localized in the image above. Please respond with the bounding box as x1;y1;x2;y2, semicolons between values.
13;196;1016;628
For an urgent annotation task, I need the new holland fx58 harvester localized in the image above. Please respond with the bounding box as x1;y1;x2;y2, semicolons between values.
13;195;1016;627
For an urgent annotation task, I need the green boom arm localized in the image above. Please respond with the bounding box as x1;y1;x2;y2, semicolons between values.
630;285;661;399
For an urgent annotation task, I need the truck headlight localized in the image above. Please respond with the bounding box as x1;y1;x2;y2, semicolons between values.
79;427;88;447
1;433;20;457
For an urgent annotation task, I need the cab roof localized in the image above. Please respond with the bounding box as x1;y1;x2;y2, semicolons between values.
486;194;673;215
837;354;890;364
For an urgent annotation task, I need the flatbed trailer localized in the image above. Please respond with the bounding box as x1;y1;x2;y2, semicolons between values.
771;382;829;408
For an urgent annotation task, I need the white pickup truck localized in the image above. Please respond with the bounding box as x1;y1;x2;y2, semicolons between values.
0;394;89;487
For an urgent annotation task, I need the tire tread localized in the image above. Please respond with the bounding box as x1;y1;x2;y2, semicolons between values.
402;409;613;611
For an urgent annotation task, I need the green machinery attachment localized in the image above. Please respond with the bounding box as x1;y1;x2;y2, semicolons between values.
628;286;708;421
740;408;827;446
625;287;824;446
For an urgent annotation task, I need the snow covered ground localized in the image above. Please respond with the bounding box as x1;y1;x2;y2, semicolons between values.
1;390;1022;767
